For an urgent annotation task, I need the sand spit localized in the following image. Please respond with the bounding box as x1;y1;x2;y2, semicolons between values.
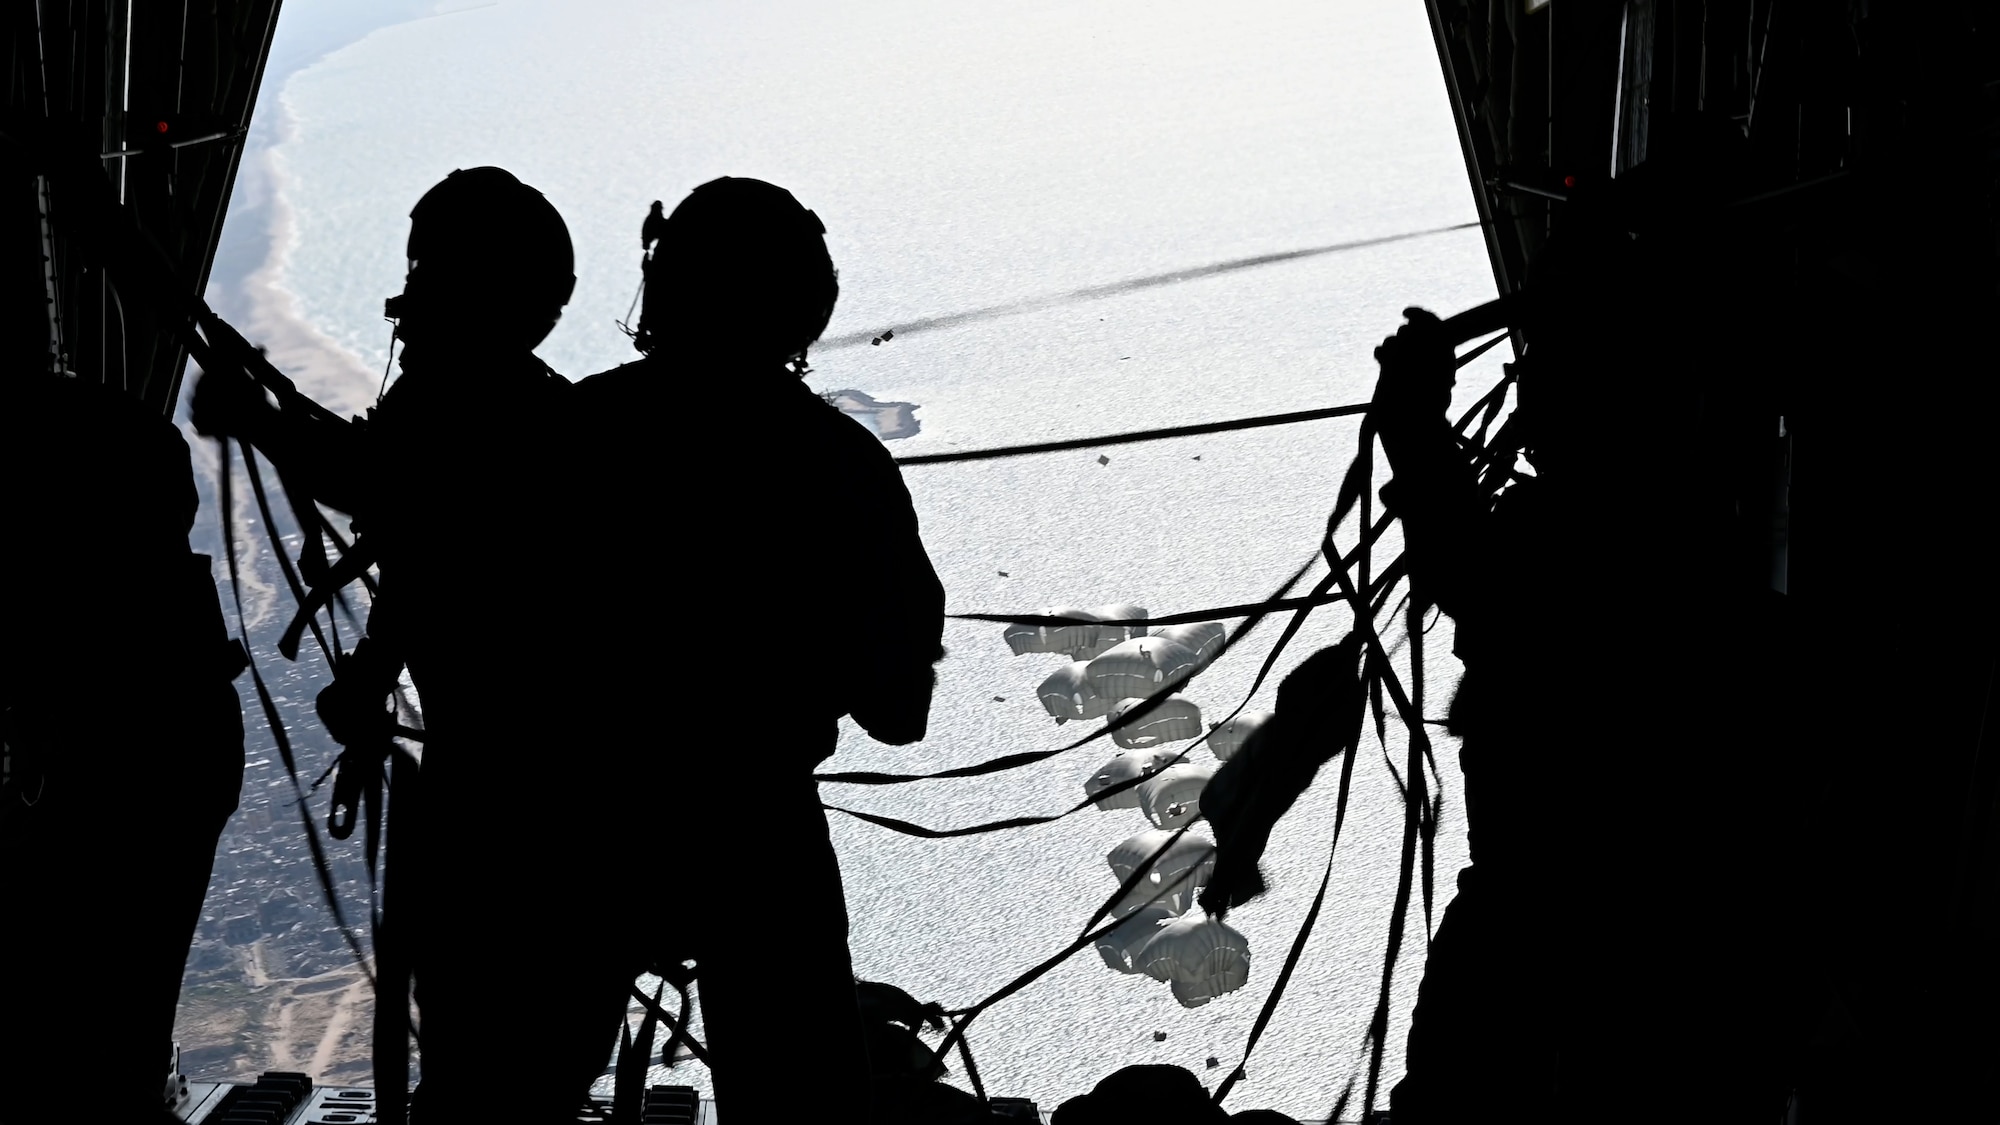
824;388;921;440
227;101;384;423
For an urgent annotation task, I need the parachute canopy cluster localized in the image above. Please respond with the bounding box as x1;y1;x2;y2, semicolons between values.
999;604;1250;1008
1093;825;1250;1007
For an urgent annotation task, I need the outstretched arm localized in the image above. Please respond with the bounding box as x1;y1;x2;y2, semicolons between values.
842;443;946;747
1371;308;1495;628
190;317;374;516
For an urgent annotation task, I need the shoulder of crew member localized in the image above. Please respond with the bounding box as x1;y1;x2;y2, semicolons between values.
793;381;902;470
570;359;663;409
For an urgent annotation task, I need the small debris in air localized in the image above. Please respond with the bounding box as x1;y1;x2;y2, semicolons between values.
1098;454;1111;466
1153;1031;1167;1042
998;570;1009;577
993;696;1006;702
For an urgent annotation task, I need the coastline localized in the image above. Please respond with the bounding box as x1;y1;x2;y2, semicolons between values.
196;7;448;424
224;106;385;422
174;6;441;1087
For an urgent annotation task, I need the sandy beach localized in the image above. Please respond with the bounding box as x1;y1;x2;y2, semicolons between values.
214;104;385;422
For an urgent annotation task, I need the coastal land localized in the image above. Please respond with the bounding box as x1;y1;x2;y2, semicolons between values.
171;3;437;1087
173;5;923;1088
823;388;922;440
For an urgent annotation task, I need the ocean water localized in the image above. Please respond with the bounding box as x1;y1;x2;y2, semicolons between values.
219;0;1514;1116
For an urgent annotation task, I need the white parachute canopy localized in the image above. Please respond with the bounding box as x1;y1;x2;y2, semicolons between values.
1109;866;1191;918
1207;710;1274;762
1084;748;1180;811
1149;621;1228;669
1107;695;1204;749
1106;829;1218;913
1137;915;1252;1007
1002;606;1103;656
1073;603;1150;660
1105;828;1177;882
1137;763;1213;829
1085;636;1201;701
1095;904;1178;975
1036;662;1111;723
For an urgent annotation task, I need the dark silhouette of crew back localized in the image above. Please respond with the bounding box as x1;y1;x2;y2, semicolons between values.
192;167;614;1124
2;373;246;1125
568;176;944;1124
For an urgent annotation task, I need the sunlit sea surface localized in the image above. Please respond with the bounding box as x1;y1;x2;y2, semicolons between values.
211;0;1514;1116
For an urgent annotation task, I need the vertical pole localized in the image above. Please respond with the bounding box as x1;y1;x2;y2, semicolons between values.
1612;4;1630;176
374;753;416;1125
1548;0;1556;240
35;175;66;375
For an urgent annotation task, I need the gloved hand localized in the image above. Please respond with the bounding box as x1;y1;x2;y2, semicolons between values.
316;640;400;748
1370;307;1456;430
190;364;272;441
316;676;394;748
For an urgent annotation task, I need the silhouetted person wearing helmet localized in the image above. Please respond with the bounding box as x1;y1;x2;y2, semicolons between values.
569;177;945;1123
1376;124;1809;1125
193;167;611;1121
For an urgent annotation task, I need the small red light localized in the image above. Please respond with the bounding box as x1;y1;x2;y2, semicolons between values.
1562;174;1576;188
155;120;170;134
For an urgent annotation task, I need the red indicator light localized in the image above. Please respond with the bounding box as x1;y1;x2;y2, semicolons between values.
1562;174;1576;188
155;120;170;134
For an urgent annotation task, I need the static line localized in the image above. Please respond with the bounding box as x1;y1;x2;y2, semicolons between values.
822;220;1483;351
894;403;1369;466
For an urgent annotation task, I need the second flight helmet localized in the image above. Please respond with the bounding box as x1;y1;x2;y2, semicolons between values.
633;176;838;366
389;166;577;350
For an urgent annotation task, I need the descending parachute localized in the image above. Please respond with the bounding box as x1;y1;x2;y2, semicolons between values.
1003;603;1149;660
1136;916;1252;1008
1106;695;1204;749
1107;828;1178;879
1206;710;1273;762
1091;603;1149;637
1109;870;1186;918
1136;763;1214;829
1073;603;1150;661
1095;904;1179;975
998;595;1250;1006
1107;830;1219;889
1149;621;1227;669
1086;636;1201;701
1106;829;1218;915
1037;661;1112;723
1084;748;1180;811
1003;606;1104;656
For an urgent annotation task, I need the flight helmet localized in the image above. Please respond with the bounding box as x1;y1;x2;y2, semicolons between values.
388;166;577;349
634;176;837;365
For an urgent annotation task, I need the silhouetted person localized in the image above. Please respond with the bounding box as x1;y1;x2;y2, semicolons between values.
2;373;246;1124
1050;1065;1233;1124
1377;125;1807;1125
568;176;945;1123
193;167;607;1121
